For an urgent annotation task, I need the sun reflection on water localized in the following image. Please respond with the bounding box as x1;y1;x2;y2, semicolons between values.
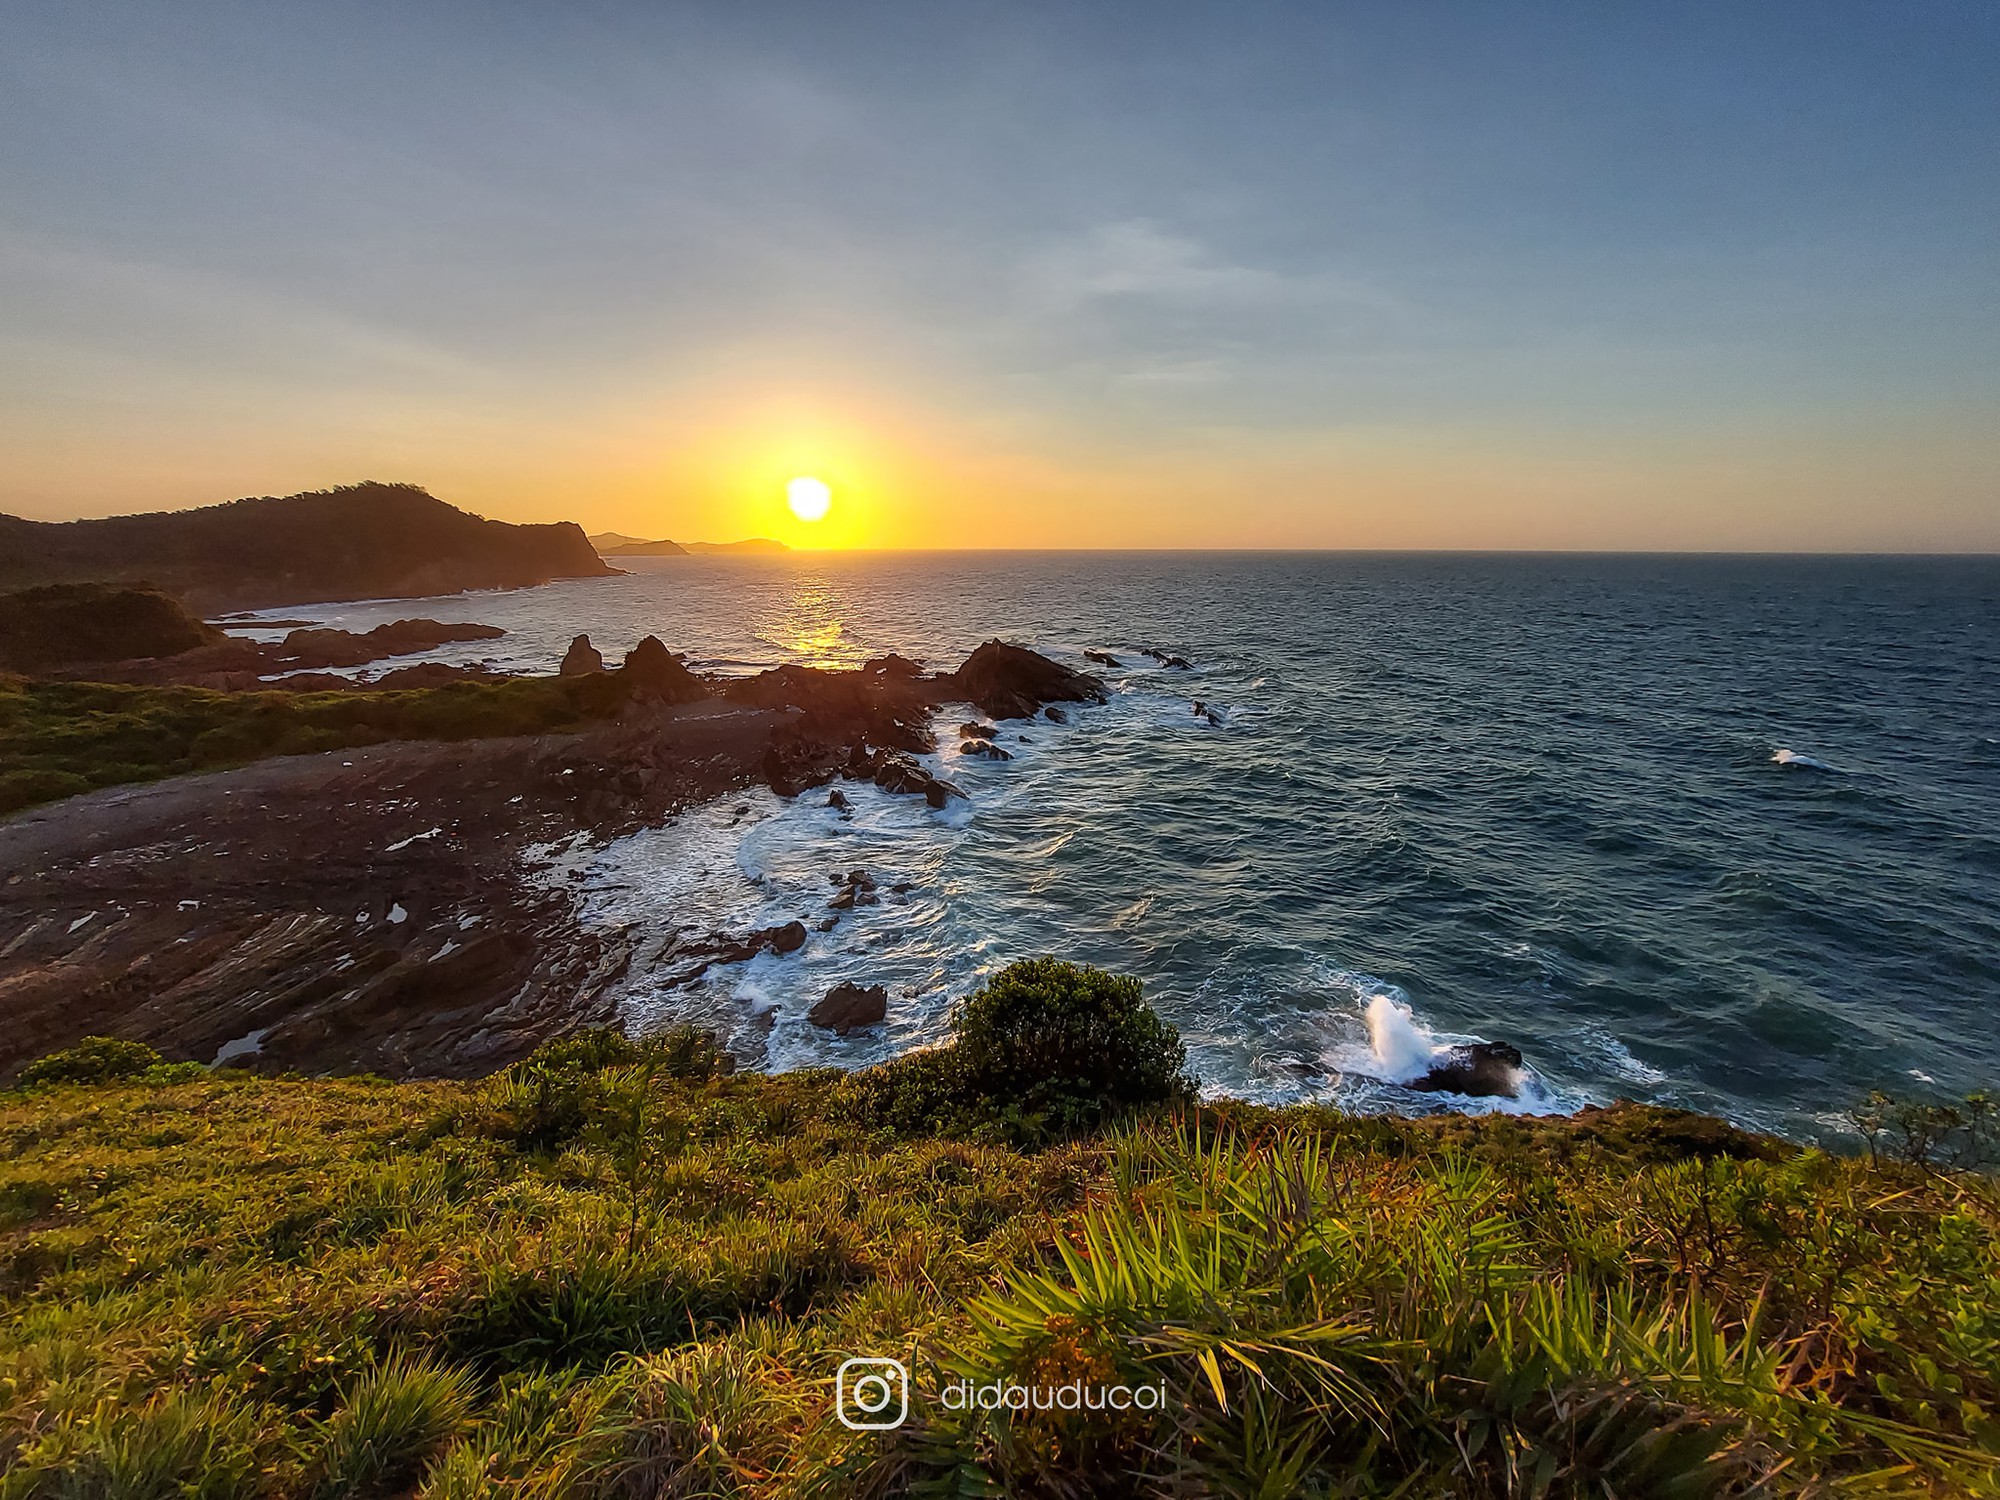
754;574;865;669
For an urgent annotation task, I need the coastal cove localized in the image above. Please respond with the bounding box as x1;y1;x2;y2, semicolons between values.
199;549;1999;1144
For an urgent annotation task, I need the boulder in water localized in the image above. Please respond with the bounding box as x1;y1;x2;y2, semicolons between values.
809;981;887;1034
949;640;1106;721
1406;1042;1525;1099
1083;650;1122;669
560;634;605;675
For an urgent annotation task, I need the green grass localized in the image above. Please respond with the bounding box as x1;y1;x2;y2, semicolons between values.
0;672;633;816
1;1039;1994;1496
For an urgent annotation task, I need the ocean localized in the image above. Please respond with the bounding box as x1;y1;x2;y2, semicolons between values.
248;552;2000;1141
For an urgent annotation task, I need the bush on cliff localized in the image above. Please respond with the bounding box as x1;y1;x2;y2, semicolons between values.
841;958;1196;1139
15;1035;202;1087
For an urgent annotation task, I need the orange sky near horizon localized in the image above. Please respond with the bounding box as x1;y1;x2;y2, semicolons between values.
5;378;1995;554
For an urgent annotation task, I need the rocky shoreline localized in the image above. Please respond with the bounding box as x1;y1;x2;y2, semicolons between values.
0;639;1104;1081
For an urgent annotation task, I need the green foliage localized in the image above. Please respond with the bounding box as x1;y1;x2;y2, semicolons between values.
0;1060;1993;1497
0;673;637;816
16;1035;169;1086
314;1356;477;1496
495;1025;726;1152
1855;1088;1999;1171
839;958;1196;1141
0;582;223;672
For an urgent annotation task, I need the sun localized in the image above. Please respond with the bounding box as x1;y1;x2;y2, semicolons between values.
786;476;832;522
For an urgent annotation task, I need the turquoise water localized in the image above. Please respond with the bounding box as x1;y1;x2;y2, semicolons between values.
269;552;2000;1139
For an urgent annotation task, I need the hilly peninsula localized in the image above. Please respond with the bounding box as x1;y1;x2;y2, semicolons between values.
0;482;615;613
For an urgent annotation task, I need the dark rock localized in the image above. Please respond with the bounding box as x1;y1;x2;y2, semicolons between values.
762;920;808;955
368;662;503;691
762;732;847;797
826;788;851;812
1083;650;1122;669
621;636;706;702
947;640;1106;722
958;722;999;739
726;663;936;755
560;634;605;675
866;751;964;808
809;981;888;1034
1140;647;1194;670
862;653;926;678
1406;1042;1525;1099
279;618;505;670
1043;705;1068;724
827;869;879;910
959;739;1012;761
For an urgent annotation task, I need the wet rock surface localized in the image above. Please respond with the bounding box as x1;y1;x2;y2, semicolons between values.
808;981;888;1034
946;639;1106;721
0;700;786;1081
1406;1042;1525;1099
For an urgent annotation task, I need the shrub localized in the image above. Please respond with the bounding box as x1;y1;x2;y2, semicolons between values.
17;1034;168;1086
314;1356;477;1496
953;958;1194;1131
841;959;1195;1140
1853;1088;1999;1171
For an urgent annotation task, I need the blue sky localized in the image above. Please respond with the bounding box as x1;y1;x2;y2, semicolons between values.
3;1;1995;547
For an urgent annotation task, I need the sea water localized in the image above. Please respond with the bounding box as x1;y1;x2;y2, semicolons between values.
248;552;2000;1139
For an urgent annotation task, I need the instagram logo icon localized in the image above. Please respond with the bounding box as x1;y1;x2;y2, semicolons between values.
836;1357;909;1430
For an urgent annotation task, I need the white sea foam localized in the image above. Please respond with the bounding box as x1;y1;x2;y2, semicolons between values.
1364;993;1437;1083
1772;748;1836;771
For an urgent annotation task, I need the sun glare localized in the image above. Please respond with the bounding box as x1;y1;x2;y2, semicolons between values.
786;476;832;522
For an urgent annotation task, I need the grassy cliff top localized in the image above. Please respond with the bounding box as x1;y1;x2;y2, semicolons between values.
2;1030;1995;1498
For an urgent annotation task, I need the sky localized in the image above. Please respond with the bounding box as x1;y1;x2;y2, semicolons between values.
2;1;1996;550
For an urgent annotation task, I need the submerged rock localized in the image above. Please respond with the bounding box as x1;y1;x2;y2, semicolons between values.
828;869;879;910
809;981;888;1034
1084;650;1123;669
1406;1042;1525;1099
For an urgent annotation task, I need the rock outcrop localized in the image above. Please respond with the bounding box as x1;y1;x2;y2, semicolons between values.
948;640;1106;721
809;981;887;1034
560;634;606;675
1406;1042;1525;1099
620;636;706;703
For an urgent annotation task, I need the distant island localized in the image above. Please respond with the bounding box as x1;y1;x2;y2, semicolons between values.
588;532;789;558
0;482;614;613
